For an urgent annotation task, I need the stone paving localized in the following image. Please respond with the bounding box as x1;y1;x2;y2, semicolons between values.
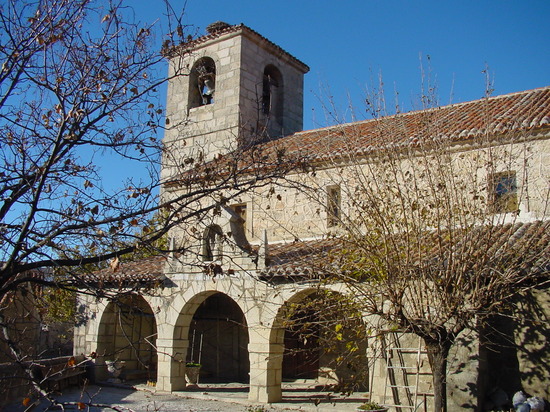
7;382;371;411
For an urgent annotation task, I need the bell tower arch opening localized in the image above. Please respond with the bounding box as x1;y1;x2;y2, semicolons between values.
262;64;284;136
188;57;216;110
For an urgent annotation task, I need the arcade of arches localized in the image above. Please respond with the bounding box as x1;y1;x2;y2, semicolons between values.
76;280;370;403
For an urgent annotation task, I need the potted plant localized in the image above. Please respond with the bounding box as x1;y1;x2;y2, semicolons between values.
356;401;388;412
185;362;201;386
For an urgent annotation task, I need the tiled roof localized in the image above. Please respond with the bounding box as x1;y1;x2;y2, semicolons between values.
260;86;550;163
85;221;548;282
261;220;550;280
172;87;550;186
84;256;164;286
167;23;309;73
263;238;342;279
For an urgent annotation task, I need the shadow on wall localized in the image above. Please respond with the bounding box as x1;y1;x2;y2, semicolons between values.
447;287;549;411
482;287;550;406
447;329;480;410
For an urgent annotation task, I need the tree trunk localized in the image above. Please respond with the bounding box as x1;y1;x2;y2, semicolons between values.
425;339;452;412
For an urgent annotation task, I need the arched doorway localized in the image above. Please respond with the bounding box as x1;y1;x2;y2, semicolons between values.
96;295;157;382
279;290;368;390
282;298;320;380
187;292;249;382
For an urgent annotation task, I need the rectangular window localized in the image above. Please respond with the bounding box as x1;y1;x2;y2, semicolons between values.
489;171;518;213
327;186;341;227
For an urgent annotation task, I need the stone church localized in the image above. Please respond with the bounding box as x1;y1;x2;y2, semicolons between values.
74;22;550;410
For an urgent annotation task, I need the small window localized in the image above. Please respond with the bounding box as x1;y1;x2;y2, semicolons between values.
202;225;223;261
189;57;216;110
489;171;518;213
327;186;341;227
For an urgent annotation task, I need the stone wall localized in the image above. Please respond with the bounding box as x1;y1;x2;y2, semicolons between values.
161;27;308;187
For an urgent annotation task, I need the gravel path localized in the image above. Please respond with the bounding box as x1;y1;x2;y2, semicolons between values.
9;386;287;412
8;383;369;411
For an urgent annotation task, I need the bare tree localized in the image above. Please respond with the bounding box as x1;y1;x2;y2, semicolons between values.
0;0;304;407
282;85;550;410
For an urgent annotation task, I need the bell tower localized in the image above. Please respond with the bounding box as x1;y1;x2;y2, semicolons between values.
161;22;309;182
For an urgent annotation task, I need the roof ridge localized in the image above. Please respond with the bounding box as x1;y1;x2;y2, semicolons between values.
295;86;550;136
174;22;309;71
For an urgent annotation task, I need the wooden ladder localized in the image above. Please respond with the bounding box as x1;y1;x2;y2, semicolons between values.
382;334;432;411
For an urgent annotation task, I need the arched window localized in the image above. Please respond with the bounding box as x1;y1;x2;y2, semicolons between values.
262;65;284;128
202;225;223;261
189;57;216;110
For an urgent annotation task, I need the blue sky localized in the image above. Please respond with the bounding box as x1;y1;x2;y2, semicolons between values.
133;0;550;130
5;1;548;246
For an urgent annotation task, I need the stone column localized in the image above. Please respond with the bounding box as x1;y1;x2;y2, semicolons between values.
248;327;284;403
156;337;189;392
367;339;387;404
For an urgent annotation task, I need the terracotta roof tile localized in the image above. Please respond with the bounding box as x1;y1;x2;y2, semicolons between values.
262;220;550;279
168;23;309;73
85;221;548;282
259;86;550;163
85;256;164;285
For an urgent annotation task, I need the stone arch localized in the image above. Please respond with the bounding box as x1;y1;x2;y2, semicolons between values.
171;290;250;389
269;288;319;384
188;56;216;110
96;295;158;382
269;287;368;392
270;287;320;346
